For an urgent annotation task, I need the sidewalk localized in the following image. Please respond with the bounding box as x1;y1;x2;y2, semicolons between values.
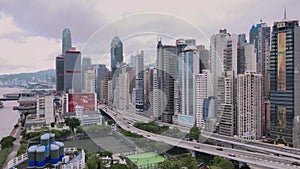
3;122;22;168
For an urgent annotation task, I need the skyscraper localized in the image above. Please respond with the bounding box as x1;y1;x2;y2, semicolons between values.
195;70;211;128
244;44;256;72
135;50;144;112
269;16;300;148
249;22;271;137
64;49;82;93
62;28;72;55
111;36;123;76
82;57;92;90
156;40;177;123
84;67;96;93
178;46;200;126
237;34;247;75
56;55;64;95
162;45;177;123
210;29;236;103
237;71;262;140
56;28;72;95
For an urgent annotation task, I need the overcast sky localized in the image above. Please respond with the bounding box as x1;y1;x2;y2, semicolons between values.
0;0;299;75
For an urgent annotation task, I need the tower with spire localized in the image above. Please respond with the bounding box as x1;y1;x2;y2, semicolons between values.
269;8;300;148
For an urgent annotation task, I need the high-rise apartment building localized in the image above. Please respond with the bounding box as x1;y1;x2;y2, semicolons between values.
237;71;262;140
195;70;211;128
269;16;300;148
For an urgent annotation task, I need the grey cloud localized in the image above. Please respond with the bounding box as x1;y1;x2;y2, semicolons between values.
0;0;105;43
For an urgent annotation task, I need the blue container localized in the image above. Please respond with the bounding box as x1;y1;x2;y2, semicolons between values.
50;133;55;144
55;141;65;161
36;146;46;168
41;133;50;162
50;144;60;165
27;145;37;168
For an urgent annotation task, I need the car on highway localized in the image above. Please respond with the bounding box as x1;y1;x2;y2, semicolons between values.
216;148;223;151
194;146;200;149
228;153;236;157
146;134;151;137
292;162;300;166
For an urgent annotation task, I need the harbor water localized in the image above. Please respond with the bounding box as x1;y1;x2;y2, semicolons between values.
0;87;21;139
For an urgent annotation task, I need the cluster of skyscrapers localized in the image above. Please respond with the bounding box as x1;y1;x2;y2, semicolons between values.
55;12;300;148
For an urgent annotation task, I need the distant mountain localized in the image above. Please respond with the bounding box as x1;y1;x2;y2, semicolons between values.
0;69;55;81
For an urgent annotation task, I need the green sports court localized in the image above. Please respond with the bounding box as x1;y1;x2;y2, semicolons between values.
127;152;166;169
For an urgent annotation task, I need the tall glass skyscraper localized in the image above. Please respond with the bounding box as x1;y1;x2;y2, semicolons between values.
62;28;72;55
135;50;144;112
56;28;72;95
64;50;82;93
269;17;300;148
110;36;123;76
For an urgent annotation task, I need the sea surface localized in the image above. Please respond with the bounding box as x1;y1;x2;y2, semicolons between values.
0;87;21;139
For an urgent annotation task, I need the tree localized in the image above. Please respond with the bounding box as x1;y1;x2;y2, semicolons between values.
188;126;200;141
86;155;99;169
110;164;130;169
181;156;198;169
65;117;80;132
158;160;183;169
0;136;16;149
212;156;234;169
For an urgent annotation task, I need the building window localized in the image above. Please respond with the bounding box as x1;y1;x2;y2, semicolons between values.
277;107;286;128
277;32;286;90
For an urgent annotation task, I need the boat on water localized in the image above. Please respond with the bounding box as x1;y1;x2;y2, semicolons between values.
2;93;19;100
0;101;4;108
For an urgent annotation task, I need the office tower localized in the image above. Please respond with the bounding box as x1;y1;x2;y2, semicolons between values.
94;64;108;100
178;46;200;126
250;22;271;137
111;36;123;76
130;55;136;67
197;45;210;70
82;57;92;90
99;71;112;105
238;34;247;45
244;44;256;72
217;71;234;136
210;29;236;103
195;70;211;128
56;55;64;95
162;45;177;122
269;16;300;148
107;80;113;106
144;67;151;111
114;64;131;110
237;71;262;140
64;49;82;93
237;34;247;75
135;50;144;112
62;28;72;55
84;67;96;93
156;41;177;123
152;68;159;119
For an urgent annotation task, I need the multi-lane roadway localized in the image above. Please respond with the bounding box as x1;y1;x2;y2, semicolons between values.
100;106;300;169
